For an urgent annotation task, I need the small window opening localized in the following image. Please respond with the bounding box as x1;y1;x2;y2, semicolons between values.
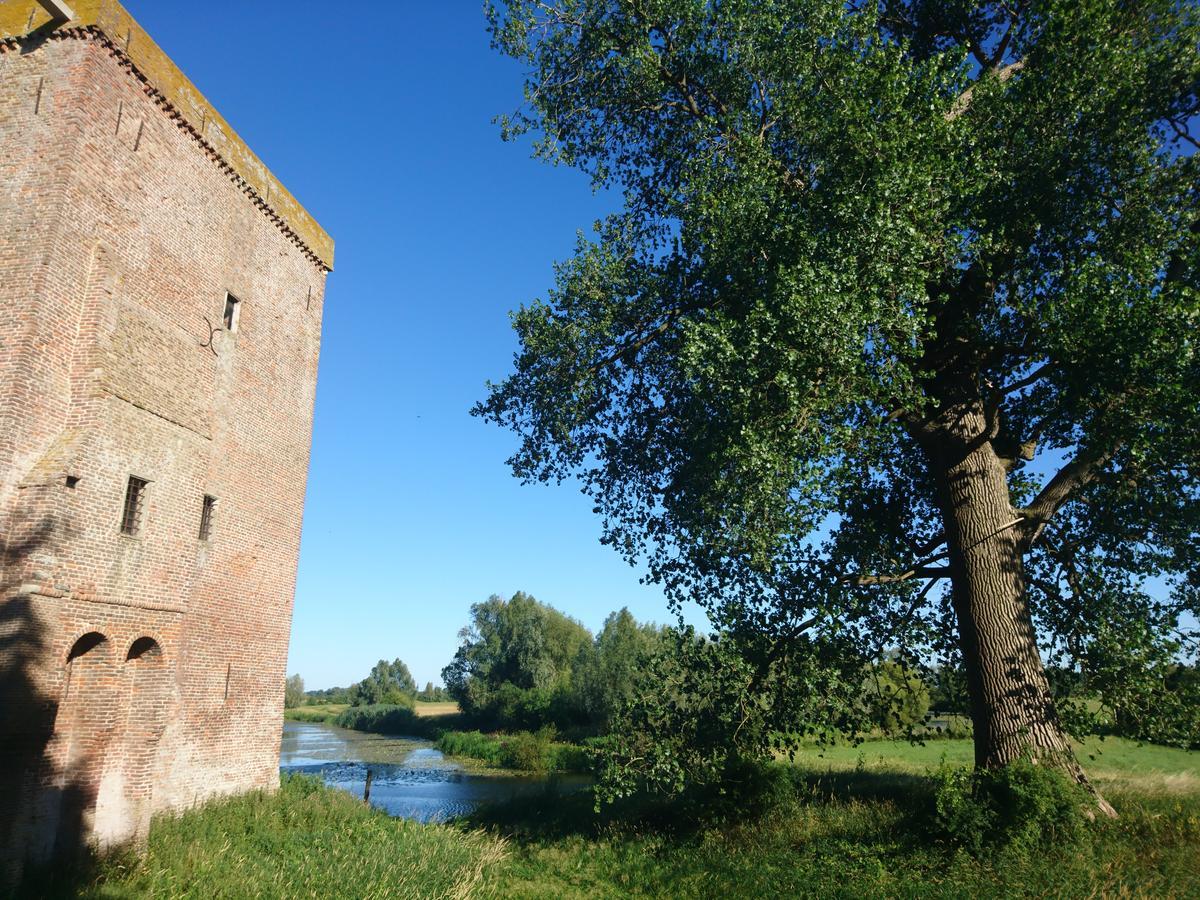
198;495;217;541
65;475;79;489
223;292;240;332
120;476;148;536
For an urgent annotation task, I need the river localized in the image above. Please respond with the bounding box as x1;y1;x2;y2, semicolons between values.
279;721;588;822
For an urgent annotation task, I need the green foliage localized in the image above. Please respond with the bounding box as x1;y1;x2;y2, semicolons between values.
435;728;592;773
351;658;418;707
417;681;451;702
443;593;665;734
594;626;870;803
499;726;560;773
574;608;664;732
283;673;305;709
865;659;932;733
334;703;420;736
931;759;1090;855
478;0;1200;767
436;730;505;766
442;591;592;729
283;705;344;724
303;685;353;705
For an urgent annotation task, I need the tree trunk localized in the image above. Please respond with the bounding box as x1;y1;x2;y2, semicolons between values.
926;416;1117;817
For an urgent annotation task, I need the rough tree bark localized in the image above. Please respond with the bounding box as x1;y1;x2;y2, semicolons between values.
924;408;1118;817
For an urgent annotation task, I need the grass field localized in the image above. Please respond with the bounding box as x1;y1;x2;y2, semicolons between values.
783;735;1198;794
283;701;459;725
415;701;461;717
27;737;1199;899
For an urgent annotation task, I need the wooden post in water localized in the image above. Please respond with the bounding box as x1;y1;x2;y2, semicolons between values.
363;768;374;805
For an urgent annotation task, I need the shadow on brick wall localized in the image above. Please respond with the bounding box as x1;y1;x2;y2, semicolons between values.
0;526;103;895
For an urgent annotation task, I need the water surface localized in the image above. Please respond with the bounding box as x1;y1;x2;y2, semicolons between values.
280;721;586;822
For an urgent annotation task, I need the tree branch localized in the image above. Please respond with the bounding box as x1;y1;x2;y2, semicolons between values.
987;361;1054;406
1167;117;1200;152
846;565;950;586
946;58;1026;121
1018;442;1121;551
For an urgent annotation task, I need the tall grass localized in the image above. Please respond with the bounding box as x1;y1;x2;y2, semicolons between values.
27;738;1199;899
27;776;505;899
436;728;592;773
283;704;344;723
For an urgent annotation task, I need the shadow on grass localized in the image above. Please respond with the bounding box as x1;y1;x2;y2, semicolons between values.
12;848;109;900
463;763;938;848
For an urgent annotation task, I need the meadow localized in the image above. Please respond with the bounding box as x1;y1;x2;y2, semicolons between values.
282;700;459;725
26;736;1198;899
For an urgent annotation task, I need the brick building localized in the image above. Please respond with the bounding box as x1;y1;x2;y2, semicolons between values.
0;0;332;875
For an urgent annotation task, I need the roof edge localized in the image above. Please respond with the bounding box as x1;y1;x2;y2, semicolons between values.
1;0;334;271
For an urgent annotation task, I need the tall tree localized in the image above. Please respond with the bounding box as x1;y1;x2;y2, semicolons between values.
283;673;306;709
576;608;664;729
478;0;1200;811
352;658;417;706
443;592;592;720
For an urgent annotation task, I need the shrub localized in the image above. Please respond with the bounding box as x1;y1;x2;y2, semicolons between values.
437;730;504;766
334;704;421;735
436;728;592;774
500;727;557;773
931;759;1090;854
284;707;339;723
548;741;593;773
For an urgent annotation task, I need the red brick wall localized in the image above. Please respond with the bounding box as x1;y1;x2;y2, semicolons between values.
0;29;328;870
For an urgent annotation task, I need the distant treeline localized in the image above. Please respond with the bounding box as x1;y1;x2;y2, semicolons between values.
287;672;450;708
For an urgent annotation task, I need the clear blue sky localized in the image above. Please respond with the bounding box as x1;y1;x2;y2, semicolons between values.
122;3;1194;690
122;1;684;689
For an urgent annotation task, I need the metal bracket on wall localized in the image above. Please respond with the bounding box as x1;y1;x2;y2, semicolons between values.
36;0;74;23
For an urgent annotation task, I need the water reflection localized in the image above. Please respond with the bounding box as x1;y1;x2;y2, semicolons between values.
280;722;587;823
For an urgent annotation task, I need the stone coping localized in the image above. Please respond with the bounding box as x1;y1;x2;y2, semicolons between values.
1;0;335;271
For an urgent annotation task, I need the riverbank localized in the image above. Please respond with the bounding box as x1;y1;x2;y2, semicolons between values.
25;737;1200;898
278;721;591;821
290;702;593;775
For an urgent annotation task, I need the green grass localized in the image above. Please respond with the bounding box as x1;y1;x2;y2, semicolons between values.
466;782;1199;898
29;738;1200;899
784;736;1198;794
30;776;506;899
282;703;348;723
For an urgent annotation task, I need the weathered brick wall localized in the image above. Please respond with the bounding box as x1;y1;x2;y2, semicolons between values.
0;26;328;872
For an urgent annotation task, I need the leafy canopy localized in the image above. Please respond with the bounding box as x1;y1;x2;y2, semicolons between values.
478;0;1200;745
351;658;418;707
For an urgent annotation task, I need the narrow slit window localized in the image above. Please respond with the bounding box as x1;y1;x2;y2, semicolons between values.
198;495;217;541
223;292;240;331
120;476;148;535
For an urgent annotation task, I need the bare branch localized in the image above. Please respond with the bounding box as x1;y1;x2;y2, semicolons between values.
947;58;1026;121
849;566;950;586
1019;442;1121;550
987;361;1054;406
1167;117;1200;152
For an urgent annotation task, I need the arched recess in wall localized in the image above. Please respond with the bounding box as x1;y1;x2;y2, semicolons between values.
117;636;171;844
53;631;119;857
